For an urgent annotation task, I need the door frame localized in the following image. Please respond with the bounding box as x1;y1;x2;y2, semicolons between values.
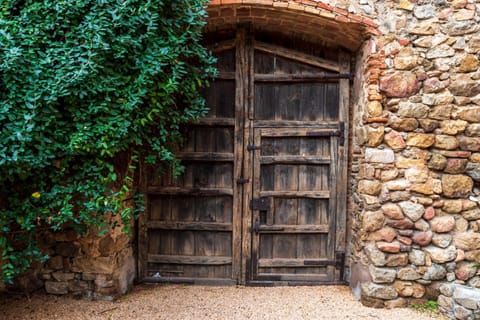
138;28;350;285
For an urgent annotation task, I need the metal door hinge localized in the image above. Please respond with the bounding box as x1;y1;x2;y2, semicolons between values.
247;144;261;151
338;122;345;146
249;197;271;210
236;178;249;184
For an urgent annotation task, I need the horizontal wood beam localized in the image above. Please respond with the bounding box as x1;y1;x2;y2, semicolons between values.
178;152;234;162
258;258;336;268
253;121;340;128
147;221;232;231
254;73;351;82
259;190;330;199
147;187;233;196
147;254;232;265
260;155;330;165
259;128;340;137
217;71;235;80
255;273;331;282
254;41;340;72
257;224;329;233
192;117;235;126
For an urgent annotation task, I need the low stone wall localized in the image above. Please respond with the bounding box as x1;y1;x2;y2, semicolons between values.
438;283;480;320
27;227;135;300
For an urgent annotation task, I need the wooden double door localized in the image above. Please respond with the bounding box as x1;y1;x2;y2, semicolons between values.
139;30;349;285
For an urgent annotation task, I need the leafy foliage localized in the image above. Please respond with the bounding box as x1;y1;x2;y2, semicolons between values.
411;300;439;313
0;0;215;282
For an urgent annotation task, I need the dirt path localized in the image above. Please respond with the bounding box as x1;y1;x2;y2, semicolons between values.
0;285;445;320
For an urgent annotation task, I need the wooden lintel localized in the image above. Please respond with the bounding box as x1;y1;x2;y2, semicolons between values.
254;41;340;72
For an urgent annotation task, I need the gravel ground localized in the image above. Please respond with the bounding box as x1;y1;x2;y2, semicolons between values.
0;284;446;320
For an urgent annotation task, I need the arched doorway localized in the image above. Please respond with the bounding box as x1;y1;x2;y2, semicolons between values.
138;25;352;285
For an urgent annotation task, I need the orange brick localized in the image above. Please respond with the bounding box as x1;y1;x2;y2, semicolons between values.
332;6;348;16
348;13;364;23
362;17;379;28
221;0;242;4
316;2;334;12
335;14;350;23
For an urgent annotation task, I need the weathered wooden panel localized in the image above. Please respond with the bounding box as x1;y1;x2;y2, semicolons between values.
140;31;347;285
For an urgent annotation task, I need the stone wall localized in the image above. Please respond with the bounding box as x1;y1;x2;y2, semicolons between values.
439;283;480;319
11;224;136;301
349;0;480;313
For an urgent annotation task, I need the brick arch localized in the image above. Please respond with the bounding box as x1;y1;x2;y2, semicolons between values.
206;0;379;51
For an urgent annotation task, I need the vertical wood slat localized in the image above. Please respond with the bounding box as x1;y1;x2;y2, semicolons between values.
335;50;350;281
234;28;247;284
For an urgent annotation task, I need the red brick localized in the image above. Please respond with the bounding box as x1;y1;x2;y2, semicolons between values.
348;13;364;23
362;17;379;28
316;2;334;12
333;7;349;16
301;0;318;7
335;14;350;23
222;0;242;4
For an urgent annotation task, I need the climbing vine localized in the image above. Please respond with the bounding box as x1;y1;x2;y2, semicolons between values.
0;0;216;282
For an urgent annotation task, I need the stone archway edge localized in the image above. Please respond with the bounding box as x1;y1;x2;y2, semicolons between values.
207;0;380;34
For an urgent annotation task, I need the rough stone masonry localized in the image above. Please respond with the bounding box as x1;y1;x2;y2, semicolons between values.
347;0;480;317
4;0;480;318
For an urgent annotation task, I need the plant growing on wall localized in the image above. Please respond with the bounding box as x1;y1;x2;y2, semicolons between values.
0;0;216;282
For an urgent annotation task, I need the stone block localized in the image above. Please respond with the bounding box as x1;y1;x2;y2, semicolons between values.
441;174;473;198
423;264;447;281
430;216;456;233
362;282;398;299
459;137;480;152
385;253;409;267
51;272;75;282
409;250;426;265
379;71;421;98
435;135;460;151
397;266;422;280
455;262;478;281
424;245;457;263
432;233;452;248
454;305;473;320
358;180;382;196
462;208;480;220
406;133;435;148
454;232;480;251
365;148;395;163
398;201;424;222
45;281;68;295
369;265;397;283
453;285;480;309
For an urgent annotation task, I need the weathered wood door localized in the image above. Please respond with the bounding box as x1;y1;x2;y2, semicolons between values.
139;30;349;285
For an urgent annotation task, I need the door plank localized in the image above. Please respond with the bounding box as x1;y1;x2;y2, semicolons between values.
258;258;337;268
147;221;232;231
259;190;330;198
254;41;340;72
148;254;232;265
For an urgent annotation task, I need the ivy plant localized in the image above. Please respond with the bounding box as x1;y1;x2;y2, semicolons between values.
0;0;216;282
